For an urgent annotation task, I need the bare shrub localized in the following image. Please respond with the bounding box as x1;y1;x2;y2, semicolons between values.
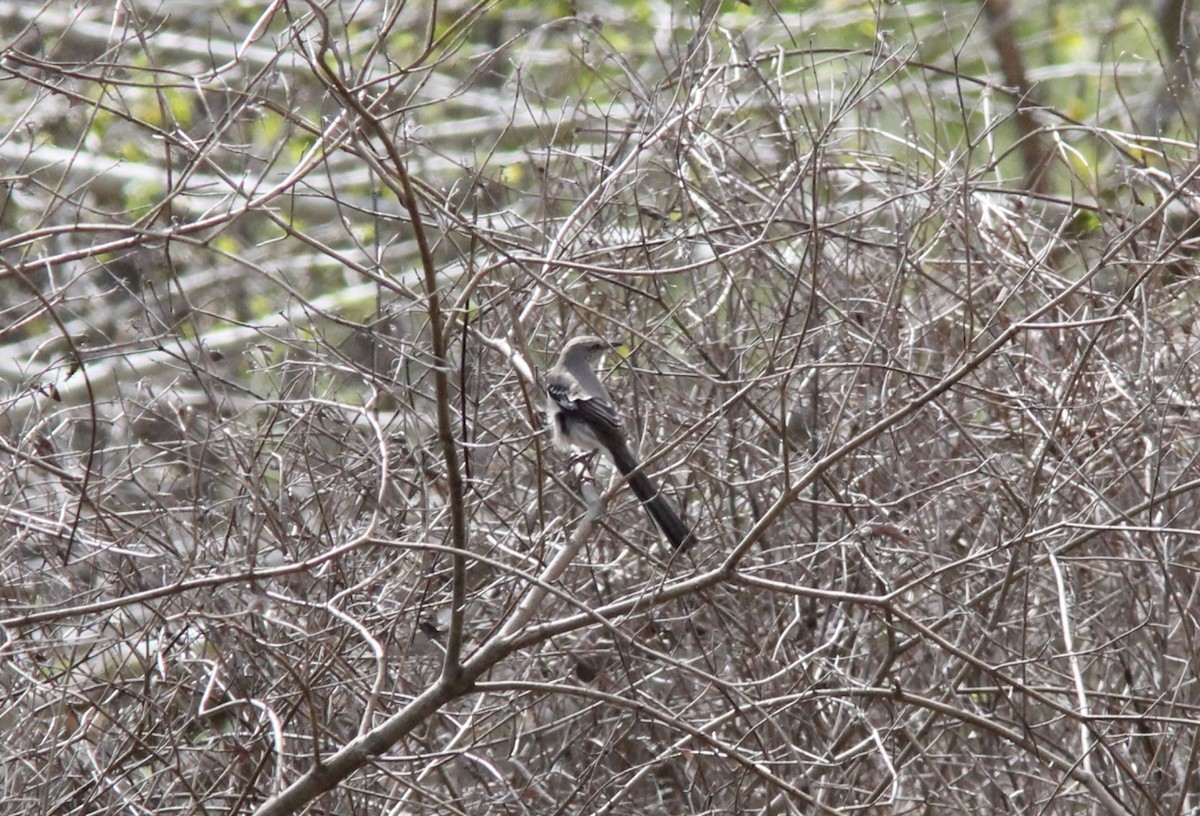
2;2;1199;814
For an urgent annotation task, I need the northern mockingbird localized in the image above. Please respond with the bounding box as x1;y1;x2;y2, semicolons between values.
545;336;693;550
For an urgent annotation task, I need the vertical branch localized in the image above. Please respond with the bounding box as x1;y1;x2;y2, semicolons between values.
300;1;468;679
1048;552;1095;778
982;0;1054;193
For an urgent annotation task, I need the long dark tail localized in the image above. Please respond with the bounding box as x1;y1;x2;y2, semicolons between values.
610;442;693;550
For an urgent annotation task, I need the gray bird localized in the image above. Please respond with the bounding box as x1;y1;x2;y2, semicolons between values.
545;336;693;550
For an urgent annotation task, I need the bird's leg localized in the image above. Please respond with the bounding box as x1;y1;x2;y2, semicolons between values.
569;448;600;470
567;448;601;488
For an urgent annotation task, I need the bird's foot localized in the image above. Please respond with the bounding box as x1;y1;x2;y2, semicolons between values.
567;449;600;488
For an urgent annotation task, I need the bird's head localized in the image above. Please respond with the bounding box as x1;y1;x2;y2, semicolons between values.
559;335;614;365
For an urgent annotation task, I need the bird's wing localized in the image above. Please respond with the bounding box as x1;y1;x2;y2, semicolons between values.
547;373;623;435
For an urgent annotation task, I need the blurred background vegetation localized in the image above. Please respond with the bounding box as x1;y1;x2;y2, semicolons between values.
2;0;1199;814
